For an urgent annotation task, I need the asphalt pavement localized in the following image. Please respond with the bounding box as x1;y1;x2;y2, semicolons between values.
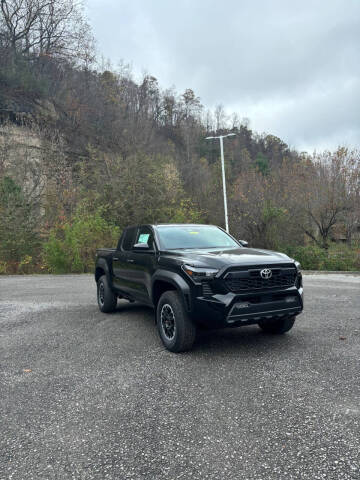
0;274;359;480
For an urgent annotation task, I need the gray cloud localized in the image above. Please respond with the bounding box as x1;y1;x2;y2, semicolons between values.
87;0;360;152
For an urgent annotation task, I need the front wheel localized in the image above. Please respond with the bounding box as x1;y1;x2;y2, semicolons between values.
258;316;296;334
97;275;117;313
156;291;196;352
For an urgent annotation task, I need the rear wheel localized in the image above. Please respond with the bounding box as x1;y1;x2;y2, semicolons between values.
258;316;296;334
97;275;117;313
156;291;196;352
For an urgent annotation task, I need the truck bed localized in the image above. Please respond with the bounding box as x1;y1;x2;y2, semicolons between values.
96;248;116;259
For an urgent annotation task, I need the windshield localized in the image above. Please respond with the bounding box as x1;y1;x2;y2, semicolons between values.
156;225;239;250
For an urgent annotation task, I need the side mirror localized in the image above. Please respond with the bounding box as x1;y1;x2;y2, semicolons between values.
239;240;248;247
133;242;149;250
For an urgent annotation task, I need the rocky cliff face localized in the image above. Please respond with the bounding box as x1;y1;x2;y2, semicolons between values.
0;111;65;219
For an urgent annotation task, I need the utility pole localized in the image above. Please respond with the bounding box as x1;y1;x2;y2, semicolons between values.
205;133;236;233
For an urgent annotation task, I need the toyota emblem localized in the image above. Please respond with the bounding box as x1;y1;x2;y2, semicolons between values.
260;268;272;279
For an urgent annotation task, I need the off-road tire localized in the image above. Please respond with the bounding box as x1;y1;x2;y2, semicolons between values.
97;275;117;313
258;315;296;334
156;290;196;352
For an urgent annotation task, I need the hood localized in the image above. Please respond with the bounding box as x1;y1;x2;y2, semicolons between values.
160;247;293;270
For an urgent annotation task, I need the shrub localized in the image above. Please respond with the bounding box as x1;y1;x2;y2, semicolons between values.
283;244;360;271
0;177;40;272
283;245;327;270
43;209;120;274
0;261;8;275
0;53;49;98
321;245;360;271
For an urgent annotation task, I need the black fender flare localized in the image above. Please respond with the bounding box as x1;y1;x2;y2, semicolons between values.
151;269;192;312
95;258;112;284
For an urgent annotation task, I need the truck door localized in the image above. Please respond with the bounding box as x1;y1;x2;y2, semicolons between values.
125;226;157;305
112;226;137;295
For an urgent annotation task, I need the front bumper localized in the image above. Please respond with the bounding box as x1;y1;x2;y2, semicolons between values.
191;286;304;328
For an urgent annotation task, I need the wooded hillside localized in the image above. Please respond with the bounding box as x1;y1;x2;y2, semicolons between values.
1;0;359;273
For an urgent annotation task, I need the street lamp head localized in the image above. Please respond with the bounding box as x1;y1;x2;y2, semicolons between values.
205;136;214;140
226;133;236;137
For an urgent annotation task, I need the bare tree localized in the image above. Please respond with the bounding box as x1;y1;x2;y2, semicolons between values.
0;0;94;62
214;104;227;131
299;148;360;248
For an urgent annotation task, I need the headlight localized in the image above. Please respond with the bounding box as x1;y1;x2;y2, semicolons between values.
294;261;302;288
182;264;219;283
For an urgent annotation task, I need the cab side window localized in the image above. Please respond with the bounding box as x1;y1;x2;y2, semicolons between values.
122;227;136;251
135;227;155;250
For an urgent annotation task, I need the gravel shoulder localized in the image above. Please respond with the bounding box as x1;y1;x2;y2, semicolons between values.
0;274;359;480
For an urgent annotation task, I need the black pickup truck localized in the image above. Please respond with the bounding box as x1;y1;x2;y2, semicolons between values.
95;224;303;352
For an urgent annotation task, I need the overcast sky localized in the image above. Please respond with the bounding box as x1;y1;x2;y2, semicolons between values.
86;0;359;153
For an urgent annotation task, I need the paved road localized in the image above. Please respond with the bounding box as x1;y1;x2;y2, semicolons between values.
1;274;359;480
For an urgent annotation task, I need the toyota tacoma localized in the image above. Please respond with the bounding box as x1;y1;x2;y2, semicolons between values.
95;224;303;352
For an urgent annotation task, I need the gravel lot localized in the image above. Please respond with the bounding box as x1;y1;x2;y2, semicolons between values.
1;274;359;480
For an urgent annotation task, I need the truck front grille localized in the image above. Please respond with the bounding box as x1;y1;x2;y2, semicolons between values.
224;267;296;293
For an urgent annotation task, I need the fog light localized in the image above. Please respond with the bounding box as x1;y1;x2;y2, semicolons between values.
236;302;250;309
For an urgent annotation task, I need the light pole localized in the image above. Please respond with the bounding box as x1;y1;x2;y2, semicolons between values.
205;133;236;233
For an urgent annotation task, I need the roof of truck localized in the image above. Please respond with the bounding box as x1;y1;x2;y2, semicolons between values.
123;224;221;230
152;224;217;227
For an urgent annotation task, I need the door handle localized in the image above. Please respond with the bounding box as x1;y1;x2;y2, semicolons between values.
113;257;119;261
127;259;134;263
